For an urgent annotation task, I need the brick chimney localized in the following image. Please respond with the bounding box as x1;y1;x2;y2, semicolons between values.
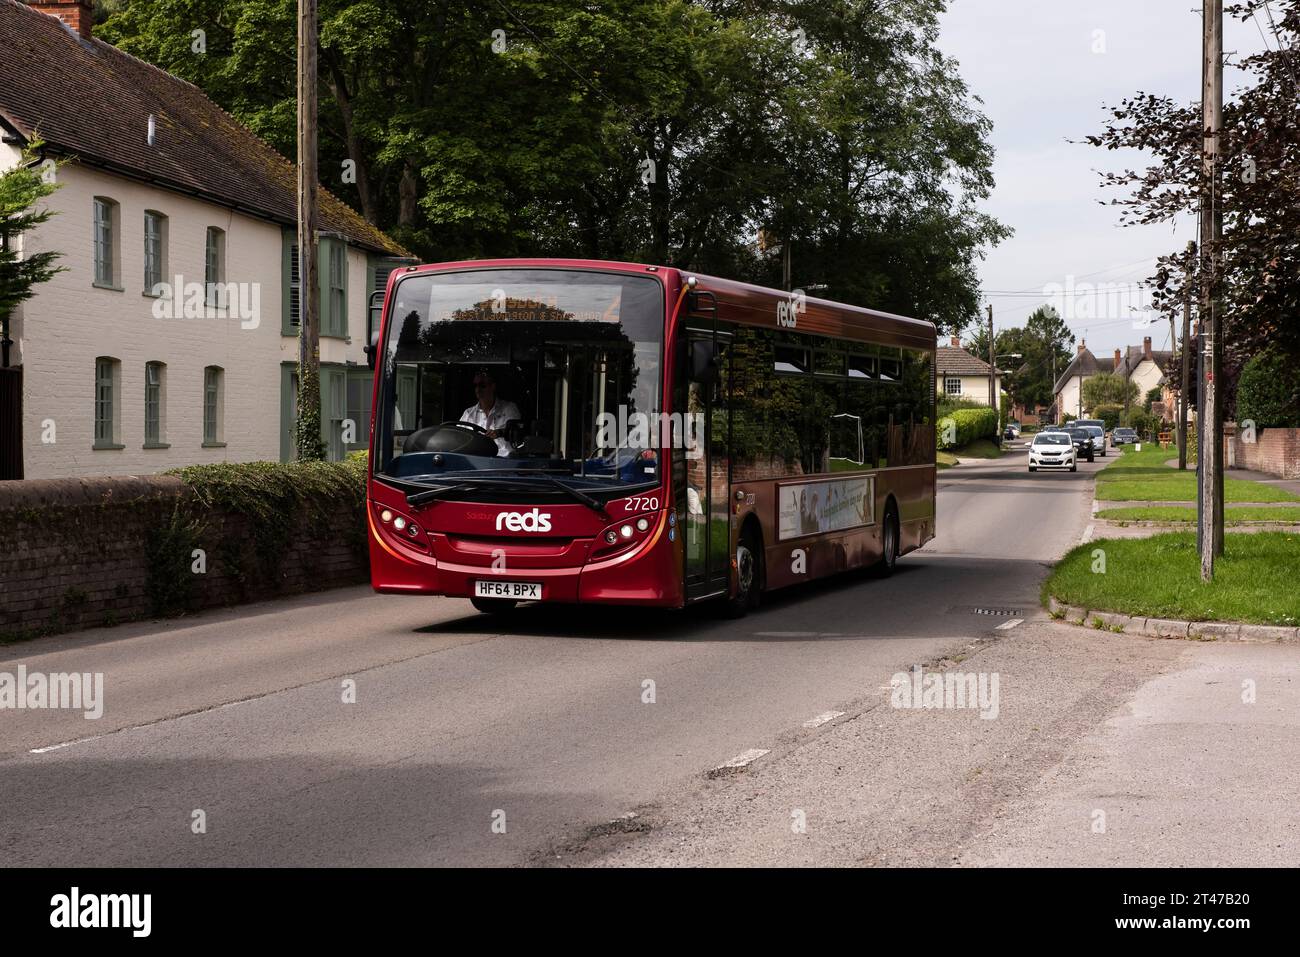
1114;347;1122;368
1077;339;1086;355
1143;335;1153;361
27;0;94;38
950;335;960;348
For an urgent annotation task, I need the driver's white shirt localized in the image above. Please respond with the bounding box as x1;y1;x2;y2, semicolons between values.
460;399;521;456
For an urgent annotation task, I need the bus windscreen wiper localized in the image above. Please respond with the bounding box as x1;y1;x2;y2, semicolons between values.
405;482;478;507
538;476;609;518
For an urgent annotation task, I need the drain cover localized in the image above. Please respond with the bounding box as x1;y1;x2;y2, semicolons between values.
948;605;1026;618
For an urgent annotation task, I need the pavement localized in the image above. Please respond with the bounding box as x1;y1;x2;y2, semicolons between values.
2;446;1296;867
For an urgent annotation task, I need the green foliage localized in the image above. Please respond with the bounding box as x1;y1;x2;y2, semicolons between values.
98;0;1009;329
294;360;326;461
1236;349;1300;428
1092;404;1122;432
0;141;66;321
1124;408;1160;438
1082;372;1138;411
145;504;205;616
168;458;367;586
937;407;997;449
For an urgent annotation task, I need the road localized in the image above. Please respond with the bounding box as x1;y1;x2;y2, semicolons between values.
5;444;1253;868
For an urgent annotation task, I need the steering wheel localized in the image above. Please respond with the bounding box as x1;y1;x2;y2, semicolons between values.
403;419;498;455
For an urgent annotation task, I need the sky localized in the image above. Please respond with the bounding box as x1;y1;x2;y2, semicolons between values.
936;0;1277;356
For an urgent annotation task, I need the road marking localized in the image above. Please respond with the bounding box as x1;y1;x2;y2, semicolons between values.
803;710;844;729
1091;499;1100;514
713;748;769;772
29;739;90;755
996;618;1024;631
1080;523;1094;543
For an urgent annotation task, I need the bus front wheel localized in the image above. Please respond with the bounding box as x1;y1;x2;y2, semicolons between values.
471;597;518;615
724;529;762;618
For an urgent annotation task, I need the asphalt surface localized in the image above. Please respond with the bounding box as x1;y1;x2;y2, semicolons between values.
10;444;1268;867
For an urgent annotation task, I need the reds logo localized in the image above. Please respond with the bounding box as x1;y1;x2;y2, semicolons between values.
495;509;552;532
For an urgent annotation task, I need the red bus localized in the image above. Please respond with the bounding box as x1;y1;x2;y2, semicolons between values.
365;259;936;616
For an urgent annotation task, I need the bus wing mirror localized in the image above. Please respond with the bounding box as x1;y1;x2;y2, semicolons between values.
364;331;380;370
689;340;720;383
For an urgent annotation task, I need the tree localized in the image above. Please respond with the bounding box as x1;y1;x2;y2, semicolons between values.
1086;1;1300;371
966;306;1074;411
99;0;1008;333
1082;372;1138;411
0;144;65;364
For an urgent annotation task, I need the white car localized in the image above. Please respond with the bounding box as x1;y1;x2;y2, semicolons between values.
1028;432;1077;472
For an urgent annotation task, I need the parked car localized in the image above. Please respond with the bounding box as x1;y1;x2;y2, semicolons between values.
1064;427;1097;463
1112;427;1138;447
1028;432;1077;472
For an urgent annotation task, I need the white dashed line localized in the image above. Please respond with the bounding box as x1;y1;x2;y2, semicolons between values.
713;748;769;772
996;618;1024;631
1080;523;1095;543
1091;499;1100;514
803;710;844;729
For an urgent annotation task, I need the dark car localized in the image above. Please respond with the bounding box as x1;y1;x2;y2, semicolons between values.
1112;427;1138;447
1064;427;1096;462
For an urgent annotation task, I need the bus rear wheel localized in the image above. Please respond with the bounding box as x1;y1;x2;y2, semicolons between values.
471;597;518;615
877;505;899;577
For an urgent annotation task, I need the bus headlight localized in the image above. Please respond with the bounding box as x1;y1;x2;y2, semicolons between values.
635;517;649;532
605;530;618;544
619;524;634;539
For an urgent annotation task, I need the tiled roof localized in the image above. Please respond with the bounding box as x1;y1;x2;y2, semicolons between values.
936;345;996;376
0;0;408;256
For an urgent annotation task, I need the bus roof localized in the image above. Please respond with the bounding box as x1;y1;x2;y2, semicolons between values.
398;258;937;351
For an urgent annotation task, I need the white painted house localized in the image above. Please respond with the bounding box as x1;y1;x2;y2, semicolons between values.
1051;336;1176;424
0;0;410;480
935;336;1003;406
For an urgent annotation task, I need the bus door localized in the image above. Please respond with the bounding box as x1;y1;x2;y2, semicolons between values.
683;324;732;599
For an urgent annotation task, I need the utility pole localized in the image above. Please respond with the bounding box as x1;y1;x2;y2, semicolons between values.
1199;0;1223;579
987;304;995;423
1178;249;1193;470
295;0;323;460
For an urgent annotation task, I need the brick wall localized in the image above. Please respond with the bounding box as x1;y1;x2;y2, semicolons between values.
1230;426;1300;479
0;474;368;641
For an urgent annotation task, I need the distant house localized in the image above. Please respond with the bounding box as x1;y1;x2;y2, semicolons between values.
1051;336;1176;424
0;0;411;480
936;336;1003;407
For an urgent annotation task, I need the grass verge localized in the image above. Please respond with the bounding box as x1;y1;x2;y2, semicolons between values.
1043;531;1300;625
1095;444;1300;503
1097;505;1300;524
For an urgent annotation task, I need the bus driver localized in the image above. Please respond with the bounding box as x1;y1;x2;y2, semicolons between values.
460;370;521;457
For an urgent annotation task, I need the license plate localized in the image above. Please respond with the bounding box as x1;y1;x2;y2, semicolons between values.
474;580;542;600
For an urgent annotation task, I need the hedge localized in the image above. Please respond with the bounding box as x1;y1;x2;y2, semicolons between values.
937;407;998;449
1237;349;1300;428
1091;404;1123;432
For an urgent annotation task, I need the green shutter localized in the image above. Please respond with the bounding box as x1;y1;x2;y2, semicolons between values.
281;230;295;337
279;362;296;461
